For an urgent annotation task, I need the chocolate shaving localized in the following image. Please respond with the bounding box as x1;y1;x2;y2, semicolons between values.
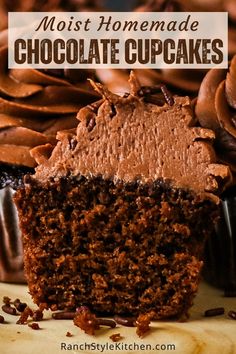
28;322;40;330
0;315;4;323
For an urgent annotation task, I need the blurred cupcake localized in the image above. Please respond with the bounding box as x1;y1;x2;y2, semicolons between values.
195;56;236;294
0;41;99;283
137;0;236;57
0;0;105;30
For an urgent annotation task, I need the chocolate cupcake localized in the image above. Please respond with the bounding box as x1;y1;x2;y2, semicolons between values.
0;41;99;283
15;73;231;317
96;0;207;97
196;55;236;294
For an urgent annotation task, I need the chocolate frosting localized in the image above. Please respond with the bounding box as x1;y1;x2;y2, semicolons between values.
33;73;232;200
0;45;99;167
195;55;236;180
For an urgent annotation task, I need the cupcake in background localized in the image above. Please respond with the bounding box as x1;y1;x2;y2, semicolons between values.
96;0;207;97
0;0;105;30
195;56;236;294
136;0;236;57
0;40;99;283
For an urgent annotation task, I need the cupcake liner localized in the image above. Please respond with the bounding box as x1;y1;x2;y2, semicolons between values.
204;189;236;294
0;186;26;283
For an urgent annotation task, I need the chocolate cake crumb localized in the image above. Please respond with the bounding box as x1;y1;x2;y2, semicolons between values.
136;313;154;338
0;315;5;323
28;323;40;330
66;331;73;337
3;296;11;305
204;307;225;317
73;307;100;335
32;310;44;321
110;333;123;342
16;307;34;324
228;310;236;320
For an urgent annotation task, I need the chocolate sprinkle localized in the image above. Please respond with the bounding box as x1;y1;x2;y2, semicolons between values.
87;116;96;132
2;304;17;316
52;311;76;320
160;85;174;106
138;84;174;106
114;315;136;327
228;310;236;320
204;307;225;317
97;318;116;328
110;333;123;342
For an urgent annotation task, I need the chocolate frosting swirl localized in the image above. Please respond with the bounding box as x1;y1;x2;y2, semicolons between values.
32;73;232;200
195;55;236;180
0;44;99;167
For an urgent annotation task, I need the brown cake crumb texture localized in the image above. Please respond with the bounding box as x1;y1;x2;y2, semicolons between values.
15;176;217;320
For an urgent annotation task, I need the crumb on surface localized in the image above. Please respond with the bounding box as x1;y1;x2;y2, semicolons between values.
66;331;73;337
109;333;123;342
73;307;100;335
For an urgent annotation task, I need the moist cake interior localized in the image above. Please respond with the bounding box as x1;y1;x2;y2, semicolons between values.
15;175;217;319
